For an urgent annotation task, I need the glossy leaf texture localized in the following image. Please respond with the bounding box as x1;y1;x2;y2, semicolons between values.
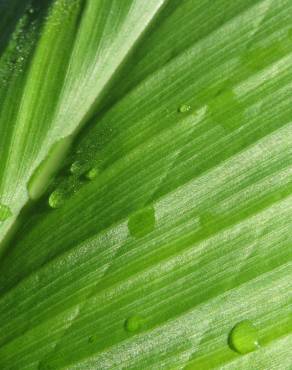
0;0;291;369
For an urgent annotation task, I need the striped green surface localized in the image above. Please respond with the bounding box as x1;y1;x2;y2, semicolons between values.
0;0;291;369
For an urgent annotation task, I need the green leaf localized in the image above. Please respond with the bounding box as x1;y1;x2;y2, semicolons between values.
0;0;291;369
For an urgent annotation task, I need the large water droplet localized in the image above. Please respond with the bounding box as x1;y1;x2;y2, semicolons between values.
0;204;12;221
128;206;155;238
178;104;191;113
228;320;260;354
124;315;143;333
48;189;65;209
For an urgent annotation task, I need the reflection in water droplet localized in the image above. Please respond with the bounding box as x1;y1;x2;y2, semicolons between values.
128;206;155;238
85;168;98;180
124;315;143;333
0;204;12;221
178;104;191;113
228;320;260;354
48;189;65;209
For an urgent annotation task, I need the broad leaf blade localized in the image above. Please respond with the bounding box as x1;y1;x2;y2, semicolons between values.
0;0;291;369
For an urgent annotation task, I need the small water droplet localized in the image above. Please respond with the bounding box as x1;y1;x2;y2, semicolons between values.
70;161;83;175
0;204;12;221
124;315;143;333
85;168;98;180
178;104;191;113
48;189;65;209
228;320;260;354
88;335;95;343
128;206;155;238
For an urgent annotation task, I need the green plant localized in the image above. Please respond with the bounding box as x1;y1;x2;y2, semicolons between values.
0;0;291;369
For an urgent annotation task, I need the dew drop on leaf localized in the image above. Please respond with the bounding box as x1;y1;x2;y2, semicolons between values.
70;161;83;175
48;189;65;209
124;315;143;333
128;206;155;238
178;104;191;113
228;320;260;354
85;168;99;180
0;204;12;221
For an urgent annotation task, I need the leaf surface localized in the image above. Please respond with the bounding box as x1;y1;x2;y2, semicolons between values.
0;0;291;369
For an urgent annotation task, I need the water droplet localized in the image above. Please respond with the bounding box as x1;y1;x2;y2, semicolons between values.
228;320;260;354
88;335;95;343
0;204;12;221
70;161;83;175
48;189;65;209
85;168;98;180
124;315;143;333
178;104;191;113
128;206;155;238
